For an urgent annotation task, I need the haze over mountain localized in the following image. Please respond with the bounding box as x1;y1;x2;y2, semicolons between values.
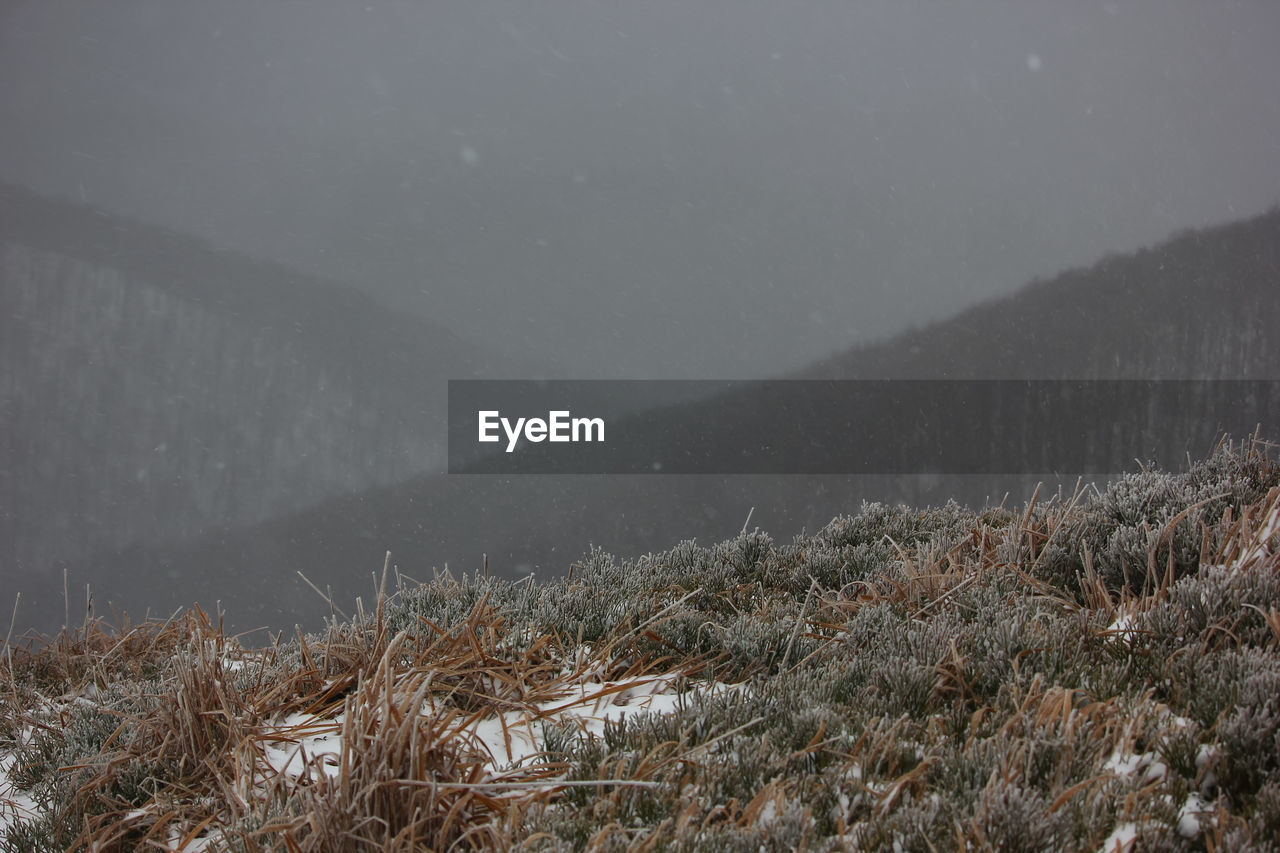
0;182;514;580
25;208;1278;637
4;1;1280;378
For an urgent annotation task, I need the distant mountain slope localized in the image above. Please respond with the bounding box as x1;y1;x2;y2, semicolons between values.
36;206;1280;636
460;210;1280;477
0;183;508;579
803;209;1280;379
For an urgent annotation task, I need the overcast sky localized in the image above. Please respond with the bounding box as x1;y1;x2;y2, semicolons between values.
3;0;1279;378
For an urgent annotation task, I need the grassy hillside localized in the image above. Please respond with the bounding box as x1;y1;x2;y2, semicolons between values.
3;438;1278;850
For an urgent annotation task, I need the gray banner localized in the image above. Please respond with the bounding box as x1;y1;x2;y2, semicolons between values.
448;380;1279;474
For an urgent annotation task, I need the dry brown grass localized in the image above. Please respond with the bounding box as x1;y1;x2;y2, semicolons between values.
3;445;1278;850
2;579;714;850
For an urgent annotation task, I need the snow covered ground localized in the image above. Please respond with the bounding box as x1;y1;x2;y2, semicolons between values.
259;672;741;781
0;672;742;849
0;742;40;838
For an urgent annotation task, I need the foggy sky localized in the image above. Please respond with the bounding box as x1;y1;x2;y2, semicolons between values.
3;0;1279;378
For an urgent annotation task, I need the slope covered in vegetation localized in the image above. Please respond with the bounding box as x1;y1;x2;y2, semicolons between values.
3;439;1279;851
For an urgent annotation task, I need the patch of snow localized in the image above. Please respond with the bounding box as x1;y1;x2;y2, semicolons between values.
476;674;738;771
1177;793;1210;839
255;674;740;786
260;712;344;780
1103;749;1167;784
1097;821;1139;852
1;744;41;837
1104;602;1145;643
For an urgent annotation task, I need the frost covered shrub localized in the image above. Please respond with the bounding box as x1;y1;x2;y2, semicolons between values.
827;605;962;715
9;701;171;850
872;659;940;717
816;501;993;552
664;800;813;853
1121;822;1191;853
1213;654;1280;801
1163;646;1280;732
10;443;1280;851
718;528;776;576
712;607;816;678
930;736;1005;805
1139;554;1280;659
1154;717;1207;784
374;449;1276;849
848;792;957;853
1034;442;1278;597
945;584;1112;703
1218;700;1280;803
1220;823;1280;853
383;570;509;635
1242;781;1280;845
1160;562;1280;650
522;680;842;850
998;712;1111;793
644;530;779;604
11;704;141;799
973;783;1069;853
807;501;1000;588
964;600;1054;698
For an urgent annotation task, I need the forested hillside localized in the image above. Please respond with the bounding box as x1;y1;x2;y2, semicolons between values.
0;183;503;578
804;210;1280;379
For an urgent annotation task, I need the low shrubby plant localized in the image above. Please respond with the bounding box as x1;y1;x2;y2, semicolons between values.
2;437;1278;850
